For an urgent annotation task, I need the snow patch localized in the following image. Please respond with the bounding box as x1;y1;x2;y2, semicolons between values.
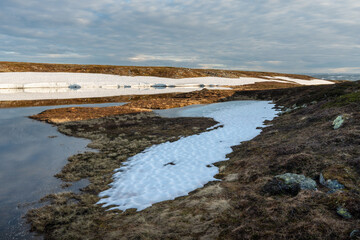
269;76;334;85
97;101;278;211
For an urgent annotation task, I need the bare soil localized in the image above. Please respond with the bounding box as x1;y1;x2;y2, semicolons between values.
24;80;360;239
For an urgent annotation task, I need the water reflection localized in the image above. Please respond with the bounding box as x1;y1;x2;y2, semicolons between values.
0;102;125;240
0;86;229;101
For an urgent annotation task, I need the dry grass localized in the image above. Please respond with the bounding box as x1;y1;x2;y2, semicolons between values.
0;61;315;80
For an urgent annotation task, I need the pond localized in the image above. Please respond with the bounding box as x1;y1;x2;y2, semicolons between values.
0;103;125;240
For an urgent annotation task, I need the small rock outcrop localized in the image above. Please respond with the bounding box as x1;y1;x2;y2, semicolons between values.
275;173;317;190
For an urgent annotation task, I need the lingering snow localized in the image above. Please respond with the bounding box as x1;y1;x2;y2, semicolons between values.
97;100;278;211
0;72;279;87
268;76;335;85
0;72;334;100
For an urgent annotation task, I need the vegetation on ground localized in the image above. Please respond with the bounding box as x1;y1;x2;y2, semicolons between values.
25;81;360;239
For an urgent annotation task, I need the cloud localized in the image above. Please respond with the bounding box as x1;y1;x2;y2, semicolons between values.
198;64;226;69
325;67;360;73
37;53;90;59
1;0;360;72
266;61;283;65
129;55;198;63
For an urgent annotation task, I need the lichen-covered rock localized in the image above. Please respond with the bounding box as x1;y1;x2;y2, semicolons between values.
275;173;317;190
332;115;344;129
337;206;352;219
319;173;345;191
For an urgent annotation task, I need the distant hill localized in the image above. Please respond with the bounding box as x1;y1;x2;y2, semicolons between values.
0;61;314;80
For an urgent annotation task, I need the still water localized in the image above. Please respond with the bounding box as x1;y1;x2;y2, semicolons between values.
308;73;360;81
0;103;125;240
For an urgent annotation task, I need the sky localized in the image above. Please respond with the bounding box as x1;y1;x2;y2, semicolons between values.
1;0;360;73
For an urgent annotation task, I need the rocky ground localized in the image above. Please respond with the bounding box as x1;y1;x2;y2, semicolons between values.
24;80;360;239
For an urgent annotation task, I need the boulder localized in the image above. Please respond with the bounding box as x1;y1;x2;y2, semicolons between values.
350;230;360;239
262;178;300;196
275;173;317;190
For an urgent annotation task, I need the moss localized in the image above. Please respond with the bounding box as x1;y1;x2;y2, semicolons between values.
326;91;360;107
335;91;360;104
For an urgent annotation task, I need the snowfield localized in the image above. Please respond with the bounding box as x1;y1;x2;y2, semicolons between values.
0;72;334;100
97;100;278;211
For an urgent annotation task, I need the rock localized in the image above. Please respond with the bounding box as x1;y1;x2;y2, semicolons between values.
275;173;317;190
319;173;326;185
69;84;81;89
332;115;344;130
262;178;300;196
350;230;360;239
337;206;352;219
319;173;345;191
325;179;345;190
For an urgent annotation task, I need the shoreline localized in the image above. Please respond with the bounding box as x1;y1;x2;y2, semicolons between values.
0;80;325;110
0;63;334;103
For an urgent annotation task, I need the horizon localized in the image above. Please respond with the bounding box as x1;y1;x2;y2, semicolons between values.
1;1;360;74
2;61;360;76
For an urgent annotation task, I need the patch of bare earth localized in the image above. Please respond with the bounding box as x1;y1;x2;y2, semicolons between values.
26;80;360;239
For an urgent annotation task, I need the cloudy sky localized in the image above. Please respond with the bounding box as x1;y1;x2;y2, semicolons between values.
1;0;360;73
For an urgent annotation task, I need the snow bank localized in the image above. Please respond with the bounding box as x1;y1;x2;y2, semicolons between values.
0;72;334;100
97;100;278;211
268;76;334;85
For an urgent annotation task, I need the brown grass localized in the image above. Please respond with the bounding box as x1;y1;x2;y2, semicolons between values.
0;61;315;80
29;89;236;123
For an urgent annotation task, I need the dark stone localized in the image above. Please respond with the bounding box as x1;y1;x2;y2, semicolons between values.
262;178;300;196
163;162;176;166
350;230;360;239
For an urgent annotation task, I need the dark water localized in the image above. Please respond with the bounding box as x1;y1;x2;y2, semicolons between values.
0;103;125;240
307;73;360;81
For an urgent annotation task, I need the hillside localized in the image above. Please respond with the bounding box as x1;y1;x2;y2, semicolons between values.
0;61;314;79
26;80;360;239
